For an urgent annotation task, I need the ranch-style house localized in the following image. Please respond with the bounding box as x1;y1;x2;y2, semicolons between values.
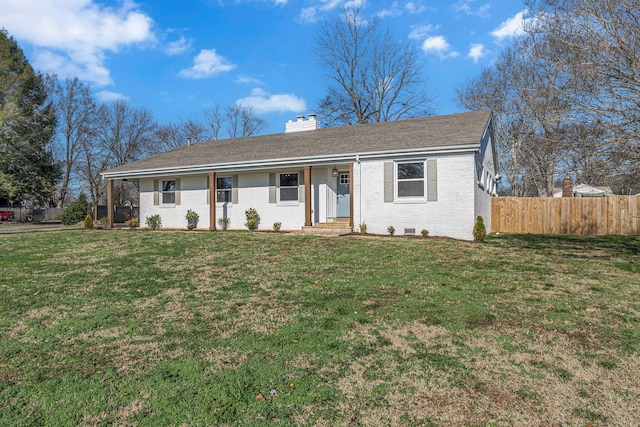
101;110;498;240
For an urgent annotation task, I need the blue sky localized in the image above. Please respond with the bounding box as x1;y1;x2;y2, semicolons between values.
1;0;530;135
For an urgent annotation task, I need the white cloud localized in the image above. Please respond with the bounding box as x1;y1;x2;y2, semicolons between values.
377;1;424;18
236;75;264;85
2;0;155;86
297;0;367;23
236;88;307;114
297;7;319;23
421;35;459;59
422;36;449;52
491;10;530;41
408;24;439;41
405;2;426;14
96;90;129;102
377;2;403;18
166;36;192;56
343;0;366;10
455;0;491;18
179;49;236;79
467;43;486;63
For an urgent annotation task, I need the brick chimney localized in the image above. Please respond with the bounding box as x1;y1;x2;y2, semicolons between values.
562;176;573;197
285;114;319;133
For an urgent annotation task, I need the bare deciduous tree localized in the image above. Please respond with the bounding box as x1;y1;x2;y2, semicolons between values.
203;106;223;141
77;133;109;207
95;101;156;168
94;100;156;205
315;7;432;127
526;0;640;190
225;105;266;138
52;77;97;207
457;35;575;196
154;118;208;154
458;0;640;195
153;123;184;154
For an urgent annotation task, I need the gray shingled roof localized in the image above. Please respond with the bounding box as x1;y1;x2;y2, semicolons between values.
103;110;491;178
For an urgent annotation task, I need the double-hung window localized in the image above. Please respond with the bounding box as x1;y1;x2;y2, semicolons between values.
397;162;425;198
161;180;176;204
279;173;299;202
216;177;232;203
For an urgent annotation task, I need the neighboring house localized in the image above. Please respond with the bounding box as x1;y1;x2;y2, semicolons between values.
552;184;613;198
101;110;498;240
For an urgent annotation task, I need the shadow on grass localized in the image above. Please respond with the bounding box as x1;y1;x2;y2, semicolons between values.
488;233;640;258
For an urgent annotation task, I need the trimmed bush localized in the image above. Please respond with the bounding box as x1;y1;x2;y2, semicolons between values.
273;222;282;232
421;229;429;238
125;217;139;229
145;214;162;230
245;208;259;231
83;214;93;229
96;217;110;229
473;215;486;242
186;209;199;230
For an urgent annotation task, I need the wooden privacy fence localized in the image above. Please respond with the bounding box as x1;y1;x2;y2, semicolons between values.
491;196;640;236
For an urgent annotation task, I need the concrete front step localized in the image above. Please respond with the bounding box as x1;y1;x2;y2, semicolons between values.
302;222;353;235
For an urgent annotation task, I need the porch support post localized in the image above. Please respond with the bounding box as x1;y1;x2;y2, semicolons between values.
209;172;216;231
107;179;114;229
349;163;354;229
304;165;312;226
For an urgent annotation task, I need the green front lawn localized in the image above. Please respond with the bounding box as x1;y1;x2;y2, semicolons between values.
1;230;638;425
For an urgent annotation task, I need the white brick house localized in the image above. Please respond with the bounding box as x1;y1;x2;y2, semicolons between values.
102;110;498;240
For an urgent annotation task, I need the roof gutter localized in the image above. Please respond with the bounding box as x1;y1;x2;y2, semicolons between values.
101;144;480;180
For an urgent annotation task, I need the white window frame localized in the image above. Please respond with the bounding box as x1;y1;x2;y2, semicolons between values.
395;161;425;201
161;179;176;205
278;172;299;204
339;172;350;185
216;176;233;204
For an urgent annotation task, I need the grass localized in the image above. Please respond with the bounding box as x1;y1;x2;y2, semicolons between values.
0;230;639;426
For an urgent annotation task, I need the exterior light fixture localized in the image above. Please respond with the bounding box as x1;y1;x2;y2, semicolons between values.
332;167;339;177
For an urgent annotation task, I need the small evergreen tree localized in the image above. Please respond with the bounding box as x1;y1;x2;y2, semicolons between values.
61;193;91;225
83;213;93;229
473;215;486;242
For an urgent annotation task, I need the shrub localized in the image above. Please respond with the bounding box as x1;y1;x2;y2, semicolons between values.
273;222;282;232
186;209;199;229
245;208;259;231
217;217;230;231
125;217;139;229
186;209;199;221
246;218;258;231
359;222;367;234
145;214;162;230
61;193;91;225
387;225;395;236
83;213;93;229
97;217;110;229
473;215;486;242
421;229;429;238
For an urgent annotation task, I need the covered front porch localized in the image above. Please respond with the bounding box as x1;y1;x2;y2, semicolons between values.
105;163;355;232
305;163;354;229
